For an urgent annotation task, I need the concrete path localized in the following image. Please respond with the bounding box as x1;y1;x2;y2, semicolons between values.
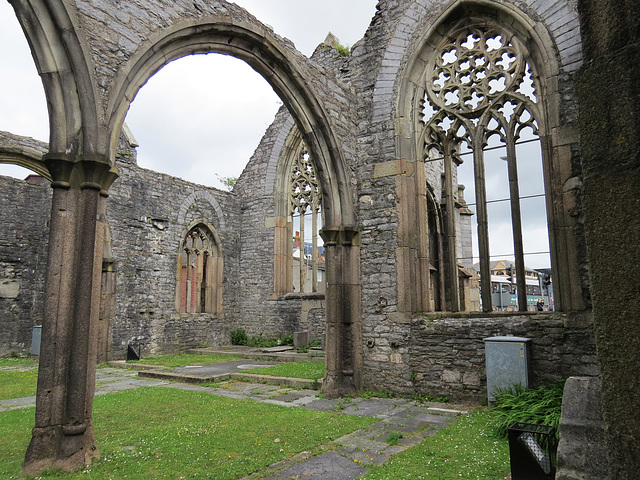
1;363;468;479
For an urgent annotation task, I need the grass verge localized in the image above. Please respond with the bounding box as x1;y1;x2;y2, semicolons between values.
239;361;325;380
0;364;38;401
126;352;241;368
361;410;509;480
0;357;36;367
0;387;375;479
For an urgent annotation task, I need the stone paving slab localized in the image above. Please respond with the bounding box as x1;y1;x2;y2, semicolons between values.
258;451;367;480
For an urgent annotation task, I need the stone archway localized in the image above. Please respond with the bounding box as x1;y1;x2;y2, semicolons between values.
13;1;360;474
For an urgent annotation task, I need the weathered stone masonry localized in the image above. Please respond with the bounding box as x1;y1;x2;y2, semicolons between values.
2;0;639;476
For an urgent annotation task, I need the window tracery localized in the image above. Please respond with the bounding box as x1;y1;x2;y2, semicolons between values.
289;148;323;293
176;224;222;314
419;26;545;312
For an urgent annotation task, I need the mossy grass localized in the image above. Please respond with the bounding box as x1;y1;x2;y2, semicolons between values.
361;410;509;479
126;352;240;368
0;356;36;367
0;364;38;400
0;387;375;479
238;361;325;380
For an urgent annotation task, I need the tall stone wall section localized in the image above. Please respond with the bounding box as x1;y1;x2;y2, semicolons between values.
0;175;51;355
105;137;241;358
347;0;591;397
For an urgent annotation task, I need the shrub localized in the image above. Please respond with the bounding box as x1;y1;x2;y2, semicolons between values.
230;328;248;346
491;381;565;439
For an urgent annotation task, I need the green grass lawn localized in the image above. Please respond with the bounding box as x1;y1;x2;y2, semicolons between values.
361;410;510;480
239;361;325;380
127;352;241;368
0;358;38;400
0;357;36;367
0;387;375;479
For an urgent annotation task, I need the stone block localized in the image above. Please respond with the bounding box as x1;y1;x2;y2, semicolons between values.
556;377;609;480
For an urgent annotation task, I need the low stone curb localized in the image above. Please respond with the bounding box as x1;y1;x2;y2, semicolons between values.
135;369;322;390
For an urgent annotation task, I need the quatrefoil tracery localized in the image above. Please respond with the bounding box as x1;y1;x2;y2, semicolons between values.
290;150;321;215
421;26;540;157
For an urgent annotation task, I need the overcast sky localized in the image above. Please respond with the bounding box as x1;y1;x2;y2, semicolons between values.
0;0;377;188
0;0;551;269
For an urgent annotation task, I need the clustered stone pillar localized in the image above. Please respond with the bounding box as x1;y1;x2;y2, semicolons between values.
22;154;117;476
320;226;363;397
576;0;640;477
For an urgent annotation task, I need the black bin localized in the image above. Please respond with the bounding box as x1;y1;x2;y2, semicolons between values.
508;423;557;480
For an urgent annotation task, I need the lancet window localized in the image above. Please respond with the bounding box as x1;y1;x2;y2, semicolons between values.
176;224;222;314
419;25;548;312
289;148;323;293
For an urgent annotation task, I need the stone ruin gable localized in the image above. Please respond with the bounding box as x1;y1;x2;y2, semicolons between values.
105;137;240;358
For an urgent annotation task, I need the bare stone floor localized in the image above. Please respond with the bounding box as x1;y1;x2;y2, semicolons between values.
1;365;467;478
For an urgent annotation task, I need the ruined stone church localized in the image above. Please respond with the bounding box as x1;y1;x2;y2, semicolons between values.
0;0;638;478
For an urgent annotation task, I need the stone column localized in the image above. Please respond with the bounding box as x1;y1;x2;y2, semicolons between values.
320;226;362;397
23;154;117;475
576;0;640;477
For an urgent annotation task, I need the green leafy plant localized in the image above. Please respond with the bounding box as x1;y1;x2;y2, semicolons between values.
334;44;350;57
491;381;565;439
386;432;403;445
216;174;238;191
231;328;248;346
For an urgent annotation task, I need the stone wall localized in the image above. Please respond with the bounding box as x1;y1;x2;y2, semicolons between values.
0;175;51;356
104;136;242;358
361;312;598;401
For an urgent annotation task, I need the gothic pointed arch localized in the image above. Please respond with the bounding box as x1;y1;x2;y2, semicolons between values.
273;125;324;295
108;18;354;228
175;222;223;316
395;1;584;313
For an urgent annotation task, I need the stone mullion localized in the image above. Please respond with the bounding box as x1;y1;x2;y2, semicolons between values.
444;148;460;311
505;132;528;311
472;136;492;312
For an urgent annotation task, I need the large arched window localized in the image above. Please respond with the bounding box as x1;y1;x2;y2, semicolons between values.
175;224;222;315
289;147;323;293
419;22;549;312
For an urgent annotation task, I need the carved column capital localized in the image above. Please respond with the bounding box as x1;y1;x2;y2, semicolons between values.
320;226;361;247
44;153;119;196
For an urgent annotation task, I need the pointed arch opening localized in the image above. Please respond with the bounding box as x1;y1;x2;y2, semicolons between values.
396;3;575;313
176;223;223;316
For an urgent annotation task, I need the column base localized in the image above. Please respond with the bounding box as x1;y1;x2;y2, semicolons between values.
22;424;100;476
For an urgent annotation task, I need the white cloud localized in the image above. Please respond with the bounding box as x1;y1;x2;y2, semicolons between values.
0;1;377;188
